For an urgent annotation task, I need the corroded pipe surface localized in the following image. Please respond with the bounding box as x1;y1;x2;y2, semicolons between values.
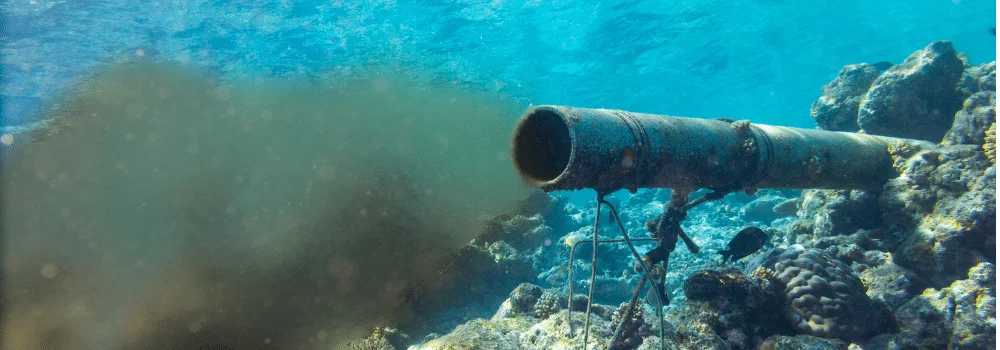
511;105;933;192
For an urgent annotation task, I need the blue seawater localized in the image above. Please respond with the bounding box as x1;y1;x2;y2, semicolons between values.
2;0;995;127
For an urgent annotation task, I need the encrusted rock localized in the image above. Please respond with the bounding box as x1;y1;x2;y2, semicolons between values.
737;196;790;223
810;63;881;131
417;308;620;350
858;41;965;141
678;270;791;349
473;213;552;251
744;245;883;341
856;253;924;310
985;123;996;164
668;305;730;350
881;145;996;286
957;61;996;97
943;91;996;146
792;190;881;239
893;263;996;349
509;283;543;315
759;335;848;350
349;327;407;350
772;198;801;217
683;270;756;302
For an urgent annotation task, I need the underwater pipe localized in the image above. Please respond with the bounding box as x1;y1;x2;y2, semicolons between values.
511;105;934;192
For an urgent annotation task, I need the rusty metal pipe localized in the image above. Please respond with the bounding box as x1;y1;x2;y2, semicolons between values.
511;105;933;192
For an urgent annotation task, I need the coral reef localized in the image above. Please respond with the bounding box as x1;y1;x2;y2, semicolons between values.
348;327;407;350
857;41;966;141
679;269;791;349
986;123;996;164
854;251;925;310
790;190;881;240
508;283;544;315
743;245;885;341
880;146;996;286
758;335;849;350
404;217;541;335
472;213;552;251
943;91;996;146
415;309;618;349
610;302;647;349
533;292;564;320
810;63;881;131
889;263;996;349
957;61;997;97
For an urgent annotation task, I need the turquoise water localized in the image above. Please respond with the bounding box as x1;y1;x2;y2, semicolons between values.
2;1;995;128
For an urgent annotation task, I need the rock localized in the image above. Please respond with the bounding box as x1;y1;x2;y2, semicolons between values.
881;145;995;286
985;123;996;164
792;189;881;239
759;335;848;350
957;61;996;97
667;305;730;350
472;213;551;251
509;283;543;315
855;254;924;310
414;318;530;350
683;270;756;302
408;242;538;331
810;63;881;131
894;262;996;349
416;308;620;350
737;196;788;223
944;91;996;146
744;245;886;341
811;230;884;265
636;336;680;350
679;269;791;349
858;41;966;141
772;198;800;216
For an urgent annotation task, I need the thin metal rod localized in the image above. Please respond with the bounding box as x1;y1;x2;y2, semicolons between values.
582;197;602;347
603;199;668;350
611;272;648;347
566;237;655;337
653;268;665;350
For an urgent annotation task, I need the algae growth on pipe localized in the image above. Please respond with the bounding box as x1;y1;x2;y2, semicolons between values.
511;105;935;192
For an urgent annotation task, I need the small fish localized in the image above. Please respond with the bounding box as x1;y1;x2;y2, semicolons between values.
990;27;996;36
872;61;893;71
719;227;767;263
644;265;670;306
645;283;669;307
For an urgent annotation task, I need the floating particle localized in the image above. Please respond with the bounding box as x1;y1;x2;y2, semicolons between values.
1;133;13;145
189;321;203;333
40;263;58;279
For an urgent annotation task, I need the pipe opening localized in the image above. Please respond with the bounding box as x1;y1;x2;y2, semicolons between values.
512;109;572;183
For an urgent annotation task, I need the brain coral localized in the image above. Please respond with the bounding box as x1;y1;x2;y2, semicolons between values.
743;245;878;341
